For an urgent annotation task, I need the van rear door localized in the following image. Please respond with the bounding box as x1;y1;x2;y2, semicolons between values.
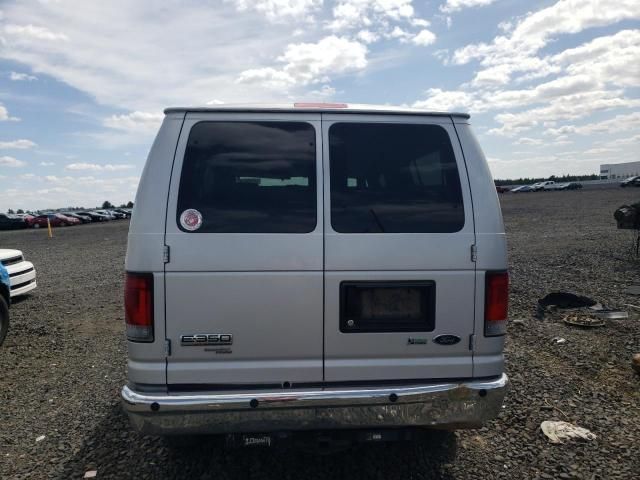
322;115;476;381
164;113;324;386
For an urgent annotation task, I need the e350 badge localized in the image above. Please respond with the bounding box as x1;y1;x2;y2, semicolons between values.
181;333;233;346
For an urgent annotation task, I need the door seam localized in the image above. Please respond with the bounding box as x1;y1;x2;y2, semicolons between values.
451;119;477;378
321;113;326;382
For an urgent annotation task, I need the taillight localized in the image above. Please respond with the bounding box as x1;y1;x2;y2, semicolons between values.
124;272;154;342
485;271;509;336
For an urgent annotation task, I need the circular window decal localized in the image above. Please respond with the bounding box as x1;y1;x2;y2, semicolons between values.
180;209;203;231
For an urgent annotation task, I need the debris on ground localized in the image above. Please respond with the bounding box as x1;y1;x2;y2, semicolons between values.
35;435;45;443
614;203;640;230
632;354;640;374
588;304;629;319
563;314;605;328
536;292;597;319
84;470;97;479
551;337;567;344
511;319;526;326
540;421;597;444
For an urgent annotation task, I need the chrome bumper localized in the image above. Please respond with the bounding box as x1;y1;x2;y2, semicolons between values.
121;374;508;435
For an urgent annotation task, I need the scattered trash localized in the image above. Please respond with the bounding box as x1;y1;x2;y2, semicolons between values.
624;285;640;296
537;292;596;318
35;435;45;442
614;203;640;230
563;314;605;328
551;336;567;344
623;303;640;311
540;421;596;444
511;319;526;326
592;309;628;320
539;292;597;309
84;471;97;479
632;354;640;375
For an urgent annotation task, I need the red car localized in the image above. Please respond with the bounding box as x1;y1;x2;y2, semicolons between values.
29;213;80;228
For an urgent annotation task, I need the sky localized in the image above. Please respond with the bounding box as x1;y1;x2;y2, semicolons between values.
0;0;638;211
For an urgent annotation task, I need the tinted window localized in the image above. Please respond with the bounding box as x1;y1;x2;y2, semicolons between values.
177;121;317;233
329;123;465;233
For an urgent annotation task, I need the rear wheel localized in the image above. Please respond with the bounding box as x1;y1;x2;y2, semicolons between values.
33;223;41;229
0;296;9;346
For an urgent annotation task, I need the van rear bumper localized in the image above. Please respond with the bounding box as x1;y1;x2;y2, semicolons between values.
121;374;507;435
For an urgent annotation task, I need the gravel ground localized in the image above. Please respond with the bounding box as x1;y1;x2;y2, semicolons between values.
1;187;639;479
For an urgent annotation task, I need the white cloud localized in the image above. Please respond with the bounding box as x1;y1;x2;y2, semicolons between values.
0;156;27;167
307;84;338;98
515;137;543;146
103;111;163;132
356;29;379;44
0;1;302;111
440;0;498;14
65;162;134;171
3;24;68;41
9;71;37;81
225;0;322;21
327;0;414;32
0;139;36;149
412;29;436;46
545;111;640;137
552;29;640;88
412;88;474;111
451;0;640;85
387;26;412;42
238;35;367;89
0;104;19;122
39;161;55;166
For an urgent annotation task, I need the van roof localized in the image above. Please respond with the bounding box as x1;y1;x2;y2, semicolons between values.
164;103;470;119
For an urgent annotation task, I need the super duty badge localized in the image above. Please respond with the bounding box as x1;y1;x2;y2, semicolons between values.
181;334;233;346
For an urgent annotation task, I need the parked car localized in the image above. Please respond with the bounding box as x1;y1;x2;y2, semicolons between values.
531;181;556;191
107;210;128;219
76;211;111;222
112;208;132;218
620;176;640;187
511;185;534;193
557;182;583;190
0;249;37;297
30;213;78;228
62;212;92;223
496;186;510;193
121;103;509;445
0;213;28;230
93;210;117;220
0;262;10;346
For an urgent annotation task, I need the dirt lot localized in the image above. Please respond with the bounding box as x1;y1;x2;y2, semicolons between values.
1;187;639;479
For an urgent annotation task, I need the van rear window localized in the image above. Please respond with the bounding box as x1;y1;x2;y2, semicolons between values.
177;121;317;233
329;123;465;233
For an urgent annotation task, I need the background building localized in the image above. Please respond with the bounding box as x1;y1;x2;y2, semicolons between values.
600;161;640;180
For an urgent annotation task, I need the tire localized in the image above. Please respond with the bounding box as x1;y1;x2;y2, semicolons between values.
0;296;9;347
33;223;40;229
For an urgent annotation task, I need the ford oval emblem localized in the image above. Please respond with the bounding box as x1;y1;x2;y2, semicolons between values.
433;334;461;346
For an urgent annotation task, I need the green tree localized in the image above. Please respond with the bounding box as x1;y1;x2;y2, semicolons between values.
7;208;14;214
102;201;114;209
126;201;134;208
16;209;24;214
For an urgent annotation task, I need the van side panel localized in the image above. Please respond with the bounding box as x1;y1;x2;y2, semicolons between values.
453;122;507;378
125;114;185;385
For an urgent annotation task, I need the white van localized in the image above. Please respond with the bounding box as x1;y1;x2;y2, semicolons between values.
122;103;508;444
